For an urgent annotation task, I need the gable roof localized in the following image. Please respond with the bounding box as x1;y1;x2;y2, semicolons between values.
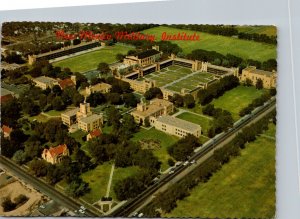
46;144;68;158
2;125;12;134
89;128;102;138
58;78;75;90
0;94;13;103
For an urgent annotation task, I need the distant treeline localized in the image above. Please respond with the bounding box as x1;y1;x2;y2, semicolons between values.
168;24;277;45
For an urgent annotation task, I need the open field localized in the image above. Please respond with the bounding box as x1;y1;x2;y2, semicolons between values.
166;134;275;218
142;65;214;93
131;128;178;171
143;26;276;62
81;163;112;204
53;44;132;73
236;25;277;37
211;85;266;121
176;112;212;136
82;163;140;203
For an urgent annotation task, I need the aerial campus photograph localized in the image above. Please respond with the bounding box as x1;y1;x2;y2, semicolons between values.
0;22;277;218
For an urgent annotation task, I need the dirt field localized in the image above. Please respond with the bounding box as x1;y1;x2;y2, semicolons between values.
0;181;43;216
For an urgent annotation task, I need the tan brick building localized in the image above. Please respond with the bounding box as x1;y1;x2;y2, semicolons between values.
154;115;201;138
240;66;277;88
61;101;103;132
131;98;174;125
32;76;59;90
123;46;162;67
80;82;112;97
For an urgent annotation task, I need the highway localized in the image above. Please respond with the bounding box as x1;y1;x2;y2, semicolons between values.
0;156;100;217
109;98;276;217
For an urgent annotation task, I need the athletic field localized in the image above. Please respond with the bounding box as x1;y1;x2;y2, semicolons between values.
142;26;276;62
142;65;215;93
53;44;132;73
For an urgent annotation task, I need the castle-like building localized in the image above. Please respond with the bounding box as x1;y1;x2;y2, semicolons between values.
240;66;277;88
61;101;103;132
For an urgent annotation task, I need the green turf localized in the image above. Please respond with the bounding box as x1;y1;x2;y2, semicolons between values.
166;135;275;218
131;128;179;171
211;85;266;121
45;110;63;116
53;44;132;73
236;25;277;37
176;112;212;136
81;162;113;204
263;123;276;138
143;26;276;62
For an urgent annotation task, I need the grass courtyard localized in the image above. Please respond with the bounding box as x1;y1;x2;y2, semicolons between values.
211;85;266;121
131;127;178;171
142;65;214;93
143;26;276;62
176;112;212;136
166;133;275;218
53;44;132;73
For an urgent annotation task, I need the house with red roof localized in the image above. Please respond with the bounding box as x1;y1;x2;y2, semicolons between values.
58;76;76;90
1;125;13;139
86;128;102;141
42;144;69;164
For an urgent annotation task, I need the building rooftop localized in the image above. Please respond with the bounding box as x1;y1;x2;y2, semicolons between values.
45;144;68;158
33;76;58;84
61;108;79;117
58;78;75;90
79;114;103;124
91;82;112;91
136;49;160;59
1;125;12;134
132;104;164;117
150;98;173;108
1;82;30;97
89;128;102;138
244;66;275;76
157;115;201;132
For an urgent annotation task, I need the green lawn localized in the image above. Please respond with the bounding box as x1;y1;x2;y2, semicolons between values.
166;135;275;218
176;112;212;136
263;123;276;138
53;44;132;73
143;26;276;62
211;85;266;121
131;128;178;171
236;25;277;37
44;110;63;117
70;130;87;145
81;162;113;204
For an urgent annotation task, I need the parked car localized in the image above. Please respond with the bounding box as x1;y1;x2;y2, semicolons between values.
138;213;144;217
183;161;189;166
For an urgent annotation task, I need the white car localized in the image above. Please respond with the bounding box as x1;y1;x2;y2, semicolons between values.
39;205;45;209
183;161;189;166
190;160;196;164
79;209;85;214
169;170;175;174
138;213;144;217
132;212;139;217
80;206;86;210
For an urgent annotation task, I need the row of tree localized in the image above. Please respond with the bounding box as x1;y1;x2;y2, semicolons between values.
239;89;276;117
143;110;276;216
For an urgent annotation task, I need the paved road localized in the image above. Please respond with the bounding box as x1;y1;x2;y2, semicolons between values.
0;156;100;217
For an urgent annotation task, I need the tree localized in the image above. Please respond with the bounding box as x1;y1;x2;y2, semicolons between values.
116;53;125;62
168;158;175;167
202;104;215;116
97;62;111;76
106;106;121;128
106;93;122;105
86;92;105;107
66;178;90;198
12;150;28;164
183;94;195;108
1;98;21;127
52;85;62;95
123;93;138;107
52;96;66;111
144;87;163;100
169;94;184;107
256;78;263;90
144;117;150;127
28;158;49;177
119;114;138;138
270;88;277;96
